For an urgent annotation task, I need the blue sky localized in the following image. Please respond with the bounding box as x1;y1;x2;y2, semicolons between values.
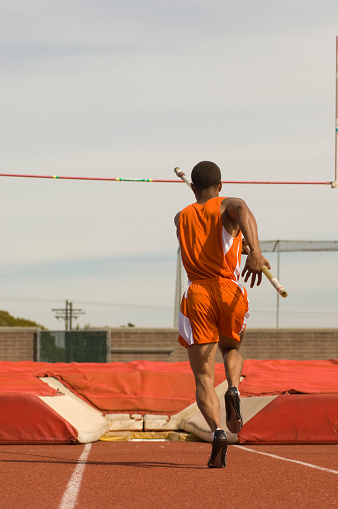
0;0;337;329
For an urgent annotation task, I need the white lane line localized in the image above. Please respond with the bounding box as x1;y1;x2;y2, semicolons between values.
58;443;92;509
237;445;338;475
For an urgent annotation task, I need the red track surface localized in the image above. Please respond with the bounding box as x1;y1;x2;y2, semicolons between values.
1;442;337;508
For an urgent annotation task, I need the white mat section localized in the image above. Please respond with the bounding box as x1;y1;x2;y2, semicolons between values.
145;378;278;444
144;379;231;433
106;413;143;431
184;395;278;443
40;377;278;444
39;377;110;444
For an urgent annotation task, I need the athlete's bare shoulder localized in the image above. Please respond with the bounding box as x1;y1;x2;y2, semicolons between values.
220;197;245;238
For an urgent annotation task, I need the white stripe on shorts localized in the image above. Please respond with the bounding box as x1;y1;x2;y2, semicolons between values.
178;311;194;345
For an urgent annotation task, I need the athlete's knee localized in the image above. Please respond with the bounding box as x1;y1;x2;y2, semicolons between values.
219;335;242;355
194;371;214;390
220;347;234;358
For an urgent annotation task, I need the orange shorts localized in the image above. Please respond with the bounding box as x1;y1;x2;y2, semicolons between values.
178;279;250;348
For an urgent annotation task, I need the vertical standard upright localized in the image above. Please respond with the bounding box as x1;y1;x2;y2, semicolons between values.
335;36;338;187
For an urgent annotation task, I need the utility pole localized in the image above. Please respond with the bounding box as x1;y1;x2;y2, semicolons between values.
52;300;85;330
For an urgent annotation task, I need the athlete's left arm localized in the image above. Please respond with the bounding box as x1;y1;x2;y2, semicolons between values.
174;211;181;240
222;198;270;287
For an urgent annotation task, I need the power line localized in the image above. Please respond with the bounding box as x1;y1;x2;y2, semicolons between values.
251;309;338;316
0;296;172;309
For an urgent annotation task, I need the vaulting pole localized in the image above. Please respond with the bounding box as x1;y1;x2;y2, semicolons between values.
334;36;338;188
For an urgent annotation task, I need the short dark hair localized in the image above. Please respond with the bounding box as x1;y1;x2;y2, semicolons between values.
191;161;222;190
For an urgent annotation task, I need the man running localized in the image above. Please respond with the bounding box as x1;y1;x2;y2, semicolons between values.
174;161;270;468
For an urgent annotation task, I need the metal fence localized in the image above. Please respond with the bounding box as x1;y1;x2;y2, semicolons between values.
37;329;111;363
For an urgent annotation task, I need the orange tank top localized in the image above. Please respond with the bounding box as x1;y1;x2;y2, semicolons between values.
178;196;242;282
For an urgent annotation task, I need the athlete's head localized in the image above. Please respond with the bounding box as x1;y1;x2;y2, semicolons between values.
191;161;222;190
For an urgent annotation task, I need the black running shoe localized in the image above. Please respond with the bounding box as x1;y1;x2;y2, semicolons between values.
225;387;243;434
207;429;228;468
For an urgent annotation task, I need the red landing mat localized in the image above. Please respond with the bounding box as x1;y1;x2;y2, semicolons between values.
239;359;338;396
0;393;78;444
0;360;225;415
238;393;338;444
0;359;337;414
0;360;337;444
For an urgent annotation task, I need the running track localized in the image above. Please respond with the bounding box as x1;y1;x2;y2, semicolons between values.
1;442;337;508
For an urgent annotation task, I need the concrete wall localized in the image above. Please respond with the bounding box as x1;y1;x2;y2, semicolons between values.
0;327;38;361
109;328;338;362
0;327;336;362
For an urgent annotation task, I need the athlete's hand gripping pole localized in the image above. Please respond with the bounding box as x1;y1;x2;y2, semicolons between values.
174;166;288;298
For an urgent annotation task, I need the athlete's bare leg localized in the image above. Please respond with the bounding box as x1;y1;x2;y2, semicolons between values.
187;342;220;432
218;331;244;389
218;332;245;433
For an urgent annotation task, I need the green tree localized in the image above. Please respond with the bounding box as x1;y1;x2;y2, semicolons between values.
0;310;47;329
